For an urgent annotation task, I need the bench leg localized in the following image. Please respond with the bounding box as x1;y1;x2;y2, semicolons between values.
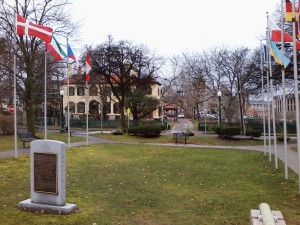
185;138;187;144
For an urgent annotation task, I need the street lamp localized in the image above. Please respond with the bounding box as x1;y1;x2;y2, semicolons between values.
60;90;65;133
217;90;222;127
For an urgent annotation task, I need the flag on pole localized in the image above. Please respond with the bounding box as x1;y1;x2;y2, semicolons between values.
15;14;53;43
67;44;81;71
285;0;298;22
269;41;291;68
46;35;67;61
269;18;300;49
86;52;91;81
263;44;275;63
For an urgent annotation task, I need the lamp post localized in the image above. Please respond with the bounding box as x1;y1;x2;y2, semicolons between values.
217;90;222;127
60;90;65;133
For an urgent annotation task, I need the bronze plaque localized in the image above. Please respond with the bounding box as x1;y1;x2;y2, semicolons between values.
34;152;58;194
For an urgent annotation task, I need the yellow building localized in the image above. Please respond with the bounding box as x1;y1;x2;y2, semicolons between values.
60;74;162;120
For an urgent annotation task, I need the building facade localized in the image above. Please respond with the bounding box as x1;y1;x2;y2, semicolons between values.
60;74;162;120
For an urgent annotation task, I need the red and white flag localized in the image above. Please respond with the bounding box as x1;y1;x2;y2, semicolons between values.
86;52;91;81
16;14;53;43
269;18;300;50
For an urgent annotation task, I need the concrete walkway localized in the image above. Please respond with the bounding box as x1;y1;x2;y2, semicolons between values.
1;131;299;176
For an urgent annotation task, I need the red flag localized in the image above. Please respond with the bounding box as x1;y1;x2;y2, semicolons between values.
16;14;53;43
86;52;91;81
269;19;300;49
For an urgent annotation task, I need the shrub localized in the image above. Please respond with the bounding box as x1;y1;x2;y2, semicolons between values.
214;126;241;138
128;126;139;135
245;129;261;139
112;129;124;135
0;114;14;135
127;125;162;137
138;125;161;137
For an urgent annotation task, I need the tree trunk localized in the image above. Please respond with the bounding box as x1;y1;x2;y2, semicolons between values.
25;100;36;136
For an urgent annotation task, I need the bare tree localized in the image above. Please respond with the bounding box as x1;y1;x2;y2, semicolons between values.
0;0;78;136
90;36;165;132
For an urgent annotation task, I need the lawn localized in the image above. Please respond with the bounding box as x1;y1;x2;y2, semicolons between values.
0;143;300;225
0;132;85;153
93;132;268;146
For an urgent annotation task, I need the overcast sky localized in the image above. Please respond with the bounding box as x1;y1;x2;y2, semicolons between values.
70;0;278;57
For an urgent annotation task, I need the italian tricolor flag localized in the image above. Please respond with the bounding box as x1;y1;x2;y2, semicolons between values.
46;35;67;61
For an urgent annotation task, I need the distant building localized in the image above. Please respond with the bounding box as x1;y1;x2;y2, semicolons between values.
60;74;161;120
245;99;268;119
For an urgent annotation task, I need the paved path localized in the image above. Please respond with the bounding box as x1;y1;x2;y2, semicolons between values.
1;129;299;176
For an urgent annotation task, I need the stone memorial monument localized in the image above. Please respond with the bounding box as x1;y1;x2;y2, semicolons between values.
18;140;77;214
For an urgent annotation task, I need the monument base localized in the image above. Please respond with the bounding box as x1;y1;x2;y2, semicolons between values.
18;199;77;214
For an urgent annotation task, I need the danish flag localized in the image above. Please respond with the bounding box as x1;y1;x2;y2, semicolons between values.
16;14;53;43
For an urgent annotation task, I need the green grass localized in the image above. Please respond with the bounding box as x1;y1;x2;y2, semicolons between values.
0;132;85;153
1;144;300;224
93;133;266;146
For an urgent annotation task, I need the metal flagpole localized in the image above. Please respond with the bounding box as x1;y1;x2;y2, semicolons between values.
44;48;47;139
292;0;300;193
267;14;278;169
266;71;272;162
86;80;89;146
281;0;289;179
270;77;278;169
266;15;272;162
66;37;71;149
13;15;18;158
260;41;267;156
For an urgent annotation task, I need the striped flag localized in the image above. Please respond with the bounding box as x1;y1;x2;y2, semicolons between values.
269;41;291;68
46;35;67;61
285;0;298;22
263;44;275;64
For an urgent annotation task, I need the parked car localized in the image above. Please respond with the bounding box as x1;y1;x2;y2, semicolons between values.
178;113;185;118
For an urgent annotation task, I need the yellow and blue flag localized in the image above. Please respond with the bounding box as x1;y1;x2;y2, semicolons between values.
269;41;290;69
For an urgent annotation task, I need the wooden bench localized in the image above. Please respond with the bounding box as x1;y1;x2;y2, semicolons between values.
172;132;189;144
17;132;36;148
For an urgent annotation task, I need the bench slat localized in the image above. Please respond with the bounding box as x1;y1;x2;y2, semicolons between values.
17;132;35;148
172;133;189;144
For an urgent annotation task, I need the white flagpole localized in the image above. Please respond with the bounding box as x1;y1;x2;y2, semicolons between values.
281;0;289;179
266;15;272;162
44;48;47;139
266;71;272;161
86;80;89;145
66;37;71;149
270;77;278;169
267;14;278;169
260;41;267;156
292;0;300;193
13;14;18;158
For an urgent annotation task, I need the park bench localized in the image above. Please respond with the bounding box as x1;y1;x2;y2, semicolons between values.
17;132;36;148
172;132;189;144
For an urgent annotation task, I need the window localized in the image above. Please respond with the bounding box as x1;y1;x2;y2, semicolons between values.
90;85;98;96
69;102;75;113
69;87;74;96
77;102;85;113
77;87;85;96
145;85;152;95
113;102;121;114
